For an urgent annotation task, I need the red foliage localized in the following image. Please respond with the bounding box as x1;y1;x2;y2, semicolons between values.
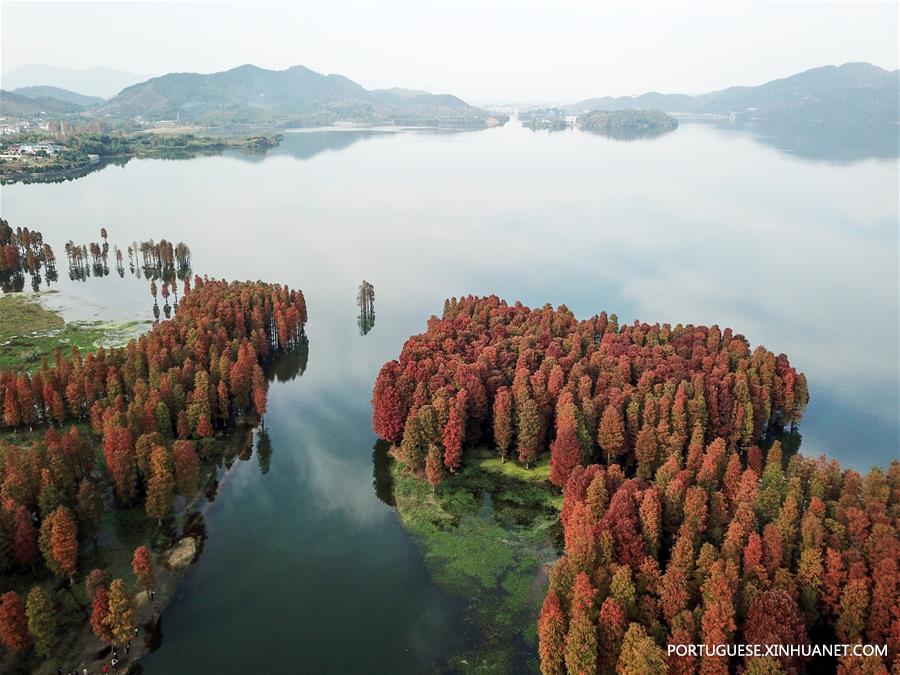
538;591;566;675
370;296;805;475
131;545;155;593
442;393;465;472
0;591;31;652
90;587;113;643
744;589;809;673
550;424;582;488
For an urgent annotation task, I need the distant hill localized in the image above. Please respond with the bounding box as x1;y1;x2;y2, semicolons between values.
11;86;103;107
1;64;153;99
579;109;678;140
0;89;85;116
571;92;694;114
96;64;503;128
569;63;900;124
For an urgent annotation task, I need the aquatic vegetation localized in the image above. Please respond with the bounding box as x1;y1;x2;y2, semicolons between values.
391;449;559;672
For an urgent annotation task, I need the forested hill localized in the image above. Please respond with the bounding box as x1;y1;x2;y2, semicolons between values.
569;62;900;124
0;90;87;116
95;64;505;128
10;86;104;108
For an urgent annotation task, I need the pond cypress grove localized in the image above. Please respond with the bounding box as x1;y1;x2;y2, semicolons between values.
371;295;898;672
0;270;307;668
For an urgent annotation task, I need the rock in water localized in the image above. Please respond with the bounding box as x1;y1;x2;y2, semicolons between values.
166;537;197;569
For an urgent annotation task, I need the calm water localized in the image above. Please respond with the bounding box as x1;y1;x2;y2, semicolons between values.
1;118;897;672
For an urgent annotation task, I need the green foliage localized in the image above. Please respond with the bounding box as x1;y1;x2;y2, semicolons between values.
0;294;144;372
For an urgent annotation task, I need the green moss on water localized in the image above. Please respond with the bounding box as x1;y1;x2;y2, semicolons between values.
0;294;150;372
391;448;562;673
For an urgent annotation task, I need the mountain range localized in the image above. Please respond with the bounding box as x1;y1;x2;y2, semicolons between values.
10;86;104;107
0;64;152;99
92;64;498;127
0;89;88;116
568;63;899;124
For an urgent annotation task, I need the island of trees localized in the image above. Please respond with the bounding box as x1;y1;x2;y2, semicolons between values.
371;295;897;673
0;274;307;669
579;110;679;139
373;295;807;486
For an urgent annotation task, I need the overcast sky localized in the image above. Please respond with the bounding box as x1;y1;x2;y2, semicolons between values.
2;1;897;103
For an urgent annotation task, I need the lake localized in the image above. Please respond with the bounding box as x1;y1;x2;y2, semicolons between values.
1;117;897;672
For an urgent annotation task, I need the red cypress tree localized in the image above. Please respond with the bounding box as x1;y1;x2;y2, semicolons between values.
603;484;646;570
550;424;582;488
639;488;662;557
425;444;443;492
12;503;38;567
598;402;625;464
516;396;542;468
836;577;869;644
195;413;214;438
744;589;809;673
538;590;566;675
564;500;598;573
597;596;627;673
373;384;405;443
565;573;598;675
492;386;514;462
173;440;200;496
442;395;465;473
146;445;175;525
0;591;31;652
131;545;155;594
865;557;896;646
90;587;113;644
49;505;78;581
635;425;659;480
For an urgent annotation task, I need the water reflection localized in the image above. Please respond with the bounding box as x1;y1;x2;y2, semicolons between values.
256;428;273;475
270;129;396;161
372;440;396;507
357;279;376;336
581;124;679;141
0;220;58;293
67;235;192;287
265;339;309;382
692;118;900;164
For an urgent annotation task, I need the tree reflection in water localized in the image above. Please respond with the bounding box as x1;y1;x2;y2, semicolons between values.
1;219;58;293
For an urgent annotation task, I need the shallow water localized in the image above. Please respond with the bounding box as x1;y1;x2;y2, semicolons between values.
1;118;897;671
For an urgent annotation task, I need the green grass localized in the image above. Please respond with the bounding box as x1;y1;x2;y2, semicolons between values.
391;449;562;673
0;293;65;334
0;293;149;371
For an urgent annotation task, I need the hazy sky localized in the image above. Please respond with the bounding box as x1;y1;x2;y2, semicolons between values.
2;1;898;103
